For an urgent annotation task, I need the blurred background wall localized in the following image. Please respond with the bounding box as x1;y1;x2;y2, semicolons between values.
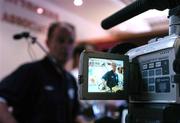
0;0;169;79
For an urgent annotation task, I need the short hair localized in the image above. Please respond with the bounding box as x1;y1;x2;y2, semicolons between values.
111;62;117;67
72;43;94;68
47;21;75;40
47;22;60;40
72;44;86;59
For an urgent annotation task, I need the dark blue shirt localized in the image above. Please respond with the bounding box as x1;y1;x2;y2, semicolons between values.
102;70;118;89
0;57;79;123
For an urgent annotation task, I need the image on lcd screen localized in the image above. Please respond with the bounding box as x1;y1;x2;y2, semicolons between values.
88;58;124;93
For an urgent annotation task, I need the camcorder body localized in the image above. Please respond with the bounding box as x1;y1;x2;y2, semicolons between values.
79;35;180;123
127;35;180;104
78;34;180;101
79;0;180;122
79;34;180;123
127;35;180;123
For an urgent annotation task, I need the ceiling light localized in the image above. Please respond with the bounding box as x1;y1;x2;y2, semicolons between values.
36;8;44;14
74;0;83;6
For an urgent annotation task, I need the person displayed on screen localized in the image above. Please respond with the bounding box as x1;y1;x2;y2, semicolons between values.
101;62;119;92
0;21;84;123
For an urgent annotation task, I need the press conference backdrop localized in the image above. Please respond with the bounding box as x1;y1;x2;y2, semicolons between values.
0;0;105;80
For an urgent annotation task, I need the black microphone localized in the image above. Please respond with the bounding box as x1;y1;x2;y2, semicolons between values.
13;32;30;40
101;0;180;29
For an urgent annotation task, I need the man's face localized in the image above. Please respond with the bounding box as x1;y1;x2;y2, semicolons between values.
111;63;116;72
47;25;74;66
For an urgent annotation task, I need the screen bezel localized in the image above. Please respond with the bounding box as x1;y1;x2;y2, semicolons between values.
79;50;129;100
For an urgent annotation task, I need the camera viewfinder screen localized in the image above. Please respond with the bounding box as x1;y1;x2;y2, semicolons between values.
88;58;124;93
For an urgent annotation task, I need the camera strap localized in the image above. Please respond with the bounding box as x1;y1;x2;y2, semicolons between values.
128;58;142;96
173;46;180;83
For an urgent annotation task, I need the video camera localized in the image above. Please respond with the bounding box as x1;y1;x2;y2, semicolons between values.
79;35;180;102
79;0;180;122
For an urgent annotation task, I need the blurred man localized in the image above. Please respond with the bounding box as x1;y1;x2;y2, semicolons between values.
0;22;82;123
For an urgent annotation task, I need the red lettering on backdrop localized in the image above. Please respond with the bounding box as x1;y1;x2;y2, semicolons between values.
4;0;59;20
2;13;47;33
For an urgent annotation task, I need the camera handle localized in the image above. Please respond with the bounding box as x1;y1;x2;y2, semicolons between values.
170;5;180;84
128;58;142;96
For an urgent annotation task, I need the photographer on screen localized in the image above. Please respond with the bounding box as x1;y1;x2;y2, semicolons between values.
101;62;119;92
